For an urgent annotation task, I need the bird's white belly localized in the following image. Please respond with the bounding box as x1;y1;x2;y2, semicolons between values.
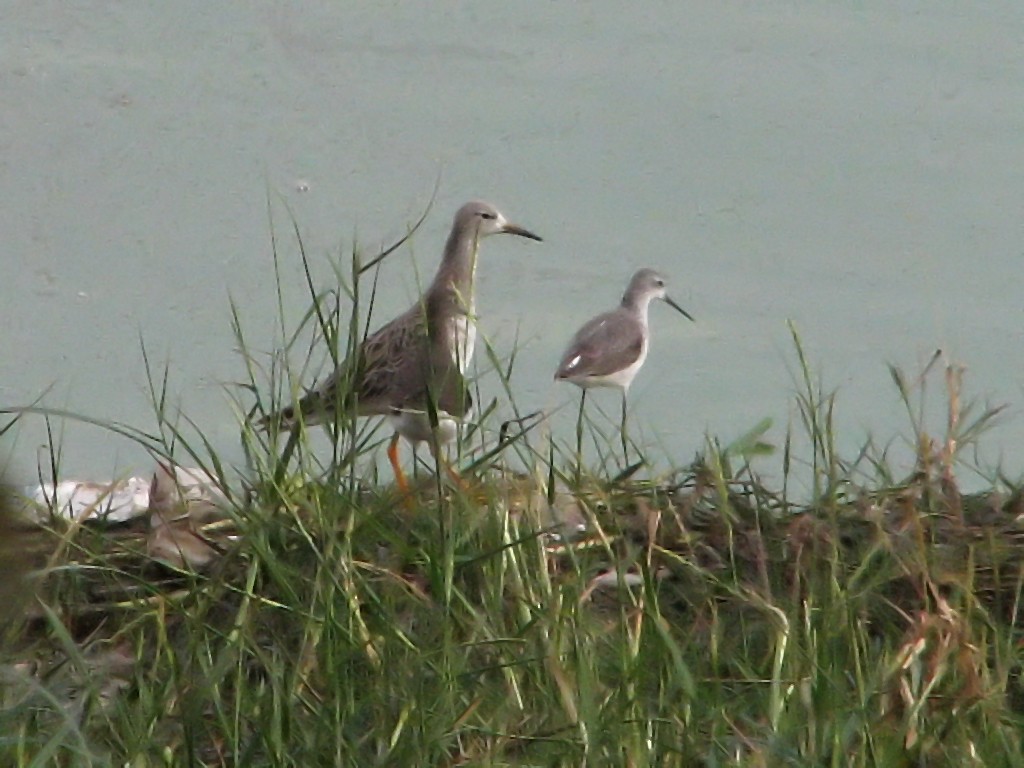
388;409;460;447
576;340;649;391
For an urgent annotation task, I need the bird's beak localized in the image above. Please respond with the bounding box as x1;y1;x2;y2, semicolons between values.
664;295;695;322
501;223;543;242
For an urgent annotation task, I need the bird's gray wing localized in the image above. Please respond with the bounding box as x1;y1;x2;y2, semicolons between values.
556;310;643;380
270;306;427;426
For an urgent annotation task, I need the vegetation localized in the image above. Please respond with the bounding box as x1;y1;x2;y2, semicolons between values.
1;217;1021;766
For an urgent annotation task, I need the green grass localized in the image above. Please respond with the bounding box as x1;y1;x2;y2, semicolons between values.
1;213;1022;767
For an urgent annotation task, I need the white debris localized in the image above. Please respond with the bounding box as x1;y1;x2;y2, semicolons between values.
147;462;229;570
159;465;226;510
28;477;151;523
24;465;227;525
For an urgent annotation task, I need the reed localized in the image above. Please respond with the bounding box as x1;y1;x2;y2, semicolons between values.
0;212;1020;766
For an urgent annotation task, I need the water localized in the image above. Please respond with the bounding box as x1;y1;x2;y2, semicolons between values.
2;2;1023;486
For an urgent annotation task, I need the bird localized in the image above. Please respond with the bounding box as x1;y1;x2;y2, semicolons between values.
264;200;542;497
554;268;694;462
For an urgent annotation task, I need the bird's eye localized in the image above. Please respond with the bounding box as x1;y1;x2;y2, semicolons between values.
480;212;497;220
656;279;665;287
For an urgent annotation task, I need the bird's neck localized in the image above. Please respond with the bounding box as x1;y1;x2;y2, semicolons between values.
621;292;653;322
429;224;480;314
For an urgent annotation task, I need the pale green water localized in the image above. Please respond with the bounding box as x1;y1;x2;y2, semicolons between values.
2;2;1023;484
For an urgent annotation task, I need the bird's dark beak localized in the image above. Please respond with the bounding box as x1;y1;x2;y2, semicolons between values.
501;223;543;242
664;295;695;322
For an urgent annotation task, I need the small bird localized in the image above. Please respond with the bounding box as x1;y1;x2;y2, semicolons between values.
264;201;542;497
555;268;694;461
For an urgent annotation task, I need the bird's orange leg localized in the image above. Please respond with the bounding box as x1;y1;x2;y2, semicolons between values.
388;432;414;507
441;456;468;491
427;442;470;494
